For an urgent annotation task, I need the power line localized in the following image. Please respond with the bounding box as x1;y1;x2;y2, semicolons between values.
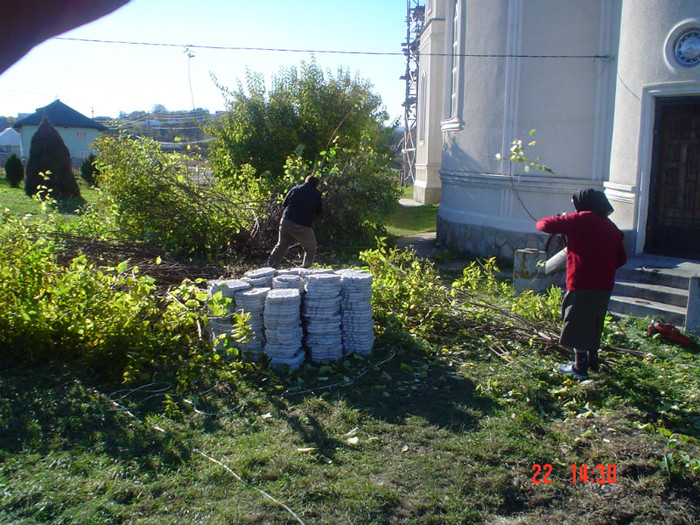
54;37;611;60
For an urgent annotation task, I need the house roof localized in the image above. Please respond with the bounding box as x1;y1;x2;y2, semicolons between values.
0;127;20;146
13;99;107;131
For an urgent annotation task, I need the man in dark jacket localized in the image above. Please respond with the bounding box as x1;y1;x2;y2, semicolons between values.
536;188;627;379
268;175;323;269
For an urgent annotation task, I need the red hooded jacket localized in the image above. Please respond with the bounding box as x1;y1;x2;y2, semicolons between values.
536;211;627;291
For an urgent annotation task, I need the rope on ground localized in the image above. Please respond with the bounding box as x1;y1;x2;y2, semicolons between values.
193;449;306;525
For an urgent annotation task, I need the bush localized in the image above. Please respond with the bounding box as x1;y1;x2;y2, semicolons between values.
4;153;24;187
205;59;400;251
315;146;400;246
80;153;99;187
359;238;452;337
0;210;239;383
208;60;392;180
94;133;266;258
264;144;400;251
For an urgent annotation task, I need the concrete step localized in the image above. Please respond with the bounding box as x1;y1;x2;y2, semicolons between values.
613;279;688;308
608;294;687;326
615;265;690;290
607;254;700;328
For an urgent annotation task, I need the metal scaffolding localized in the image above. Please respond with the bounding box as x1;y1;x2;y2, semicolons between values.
400;0;425;186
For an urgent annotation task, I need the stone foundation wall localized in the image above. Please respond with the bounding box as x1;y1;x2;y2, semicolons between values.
437;215;547;264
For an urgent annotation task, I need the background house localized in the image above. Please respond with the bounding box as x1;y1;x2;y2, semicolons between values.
0;127;21;166
415;0;700;262
13;99;107;168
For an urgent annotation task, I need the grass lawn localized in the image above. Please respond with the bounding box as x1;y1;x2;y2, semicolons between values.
384;185;438;238
0;177;99;216
1;299;699;523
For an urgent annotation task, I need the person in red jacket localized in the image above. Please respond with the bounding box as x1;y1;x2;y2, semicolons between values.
536;188;627;379
268;175;323;269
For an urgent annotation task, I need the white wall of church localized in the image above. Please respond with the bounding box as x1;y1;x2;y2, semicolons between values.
608;0;700;253
436;0;620;259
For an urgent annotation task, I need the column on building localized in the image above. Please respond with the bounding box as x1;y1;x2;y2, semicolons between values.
414;0;446;204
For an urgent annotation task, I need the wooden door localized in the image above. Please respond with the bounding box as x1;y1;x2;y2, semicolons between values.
646;97;700;259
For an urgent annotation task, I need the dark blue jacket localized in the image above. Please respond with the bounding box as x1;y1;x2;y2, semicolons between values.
282;182;322;227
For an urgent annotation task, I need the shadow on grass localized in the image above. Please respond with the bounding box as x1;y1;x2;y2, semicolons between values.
0;361;201;469
54;195;87;214
270;331;499;459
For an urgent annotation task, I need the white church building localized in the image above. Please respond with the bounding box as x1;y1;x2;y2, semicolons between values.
415;0;700;261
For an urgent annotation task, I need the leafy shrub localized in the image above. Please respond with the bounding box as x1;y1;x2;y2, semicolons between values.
206;59;399;250
265;143;400;251
80;153;100;187
510;286;562;325
4;153;24;187
359;238;453;337
94;133;267;258
208;60;392;180
314;145;400;246
0;210;240;383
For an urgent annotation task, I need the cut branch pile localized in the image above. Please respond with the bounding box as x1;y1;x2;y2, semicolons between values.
446;293;568;358
452;292;644;361
42;232;231;286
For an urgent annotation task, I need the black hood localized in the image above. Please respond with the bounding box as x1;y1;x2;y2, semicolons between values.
572;188;614;217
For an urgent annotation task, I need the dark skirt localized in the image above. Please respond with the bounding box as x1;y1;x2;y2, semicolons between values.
560;290;612;351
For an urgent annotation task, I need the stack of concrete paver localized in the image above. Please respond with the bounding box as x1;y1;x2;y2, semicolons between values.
337;269;375;355
233;287;269;360
243;267;277;288
207;267;376;366
208;278;251;308
272;272;305;295
263;288;305;370
206;279;251;352
302;273;344;362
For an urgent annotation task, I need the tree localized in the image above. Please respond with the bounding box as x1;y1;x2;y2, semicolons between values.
208;60;393;180
4;154;24;188
25;117;81;198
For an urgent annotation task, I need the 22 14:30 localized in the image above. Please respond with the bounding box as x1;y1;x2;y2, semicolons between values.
532;463;617;484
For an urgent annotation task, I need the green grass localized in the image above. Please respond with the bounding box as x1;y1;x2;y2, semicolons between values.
0;177;99;216
0;179;42;215
1;317;698;523
385;185;438;237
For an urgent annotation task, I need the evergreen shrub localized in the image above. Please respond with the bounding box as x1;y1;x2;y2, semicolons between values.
25;118;81;198
80;153;99;187
4;153;23;188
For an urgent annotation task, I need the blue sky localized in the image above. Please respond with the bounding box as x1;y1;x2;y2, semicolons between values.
0;0;408;122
